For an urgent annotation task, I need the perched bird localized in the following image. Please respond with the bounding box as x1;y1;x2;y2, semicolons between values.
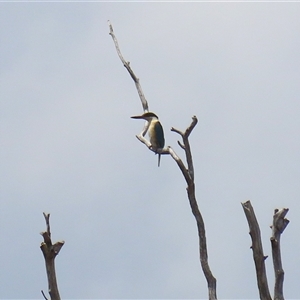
131;112;165;167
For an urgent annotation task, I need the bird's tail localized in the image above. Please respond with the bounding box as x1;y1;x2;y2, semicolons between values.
158;153;161;167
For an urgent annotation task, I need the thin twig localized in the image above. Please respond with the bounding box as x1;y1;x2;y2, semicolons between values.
43;212;51;238
171;127;183;136
108;20;148;112
177;140;185;150
41;290;49;300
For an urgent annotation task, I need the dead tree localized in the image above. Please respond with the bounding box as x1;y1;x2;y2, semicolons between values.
271;208;289;300
40;212;64;300
108;21;292;300
108;20;217;300
242;201;289;300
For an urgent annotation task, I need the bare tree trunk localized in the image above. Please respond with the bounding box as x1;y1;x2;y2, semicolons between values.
242;200;272;300
242;201;290;300
271;208;289;300
40;212;64;300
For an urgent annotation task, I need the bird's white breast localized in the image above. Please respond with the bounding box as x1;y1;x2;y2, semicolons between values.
148;120;159;149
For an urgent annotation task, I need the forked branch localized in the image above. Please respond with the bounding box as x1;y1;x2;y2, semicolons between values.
40;212;64;300
109;21;217;299
270;208;289;300
171;115;197;181
242;201;290;300
170;118;217;300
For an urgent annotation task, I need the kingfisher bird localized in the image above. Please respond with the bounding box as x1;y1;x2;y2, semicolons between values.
131;112;165;167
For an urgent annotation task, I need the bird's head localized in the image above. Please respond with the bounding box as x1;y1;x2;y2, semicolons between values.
131;112;159;121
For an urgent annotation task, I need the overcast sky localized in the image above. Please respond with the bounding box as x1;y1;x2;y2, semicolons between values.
1;2;300;299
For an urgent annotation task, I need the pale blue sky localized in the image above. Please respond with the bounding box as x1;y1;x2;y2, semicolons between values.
1;2;300;299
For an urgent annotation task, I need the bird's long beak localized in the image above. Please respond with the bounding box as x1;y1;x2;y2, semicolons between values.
131;115;145;119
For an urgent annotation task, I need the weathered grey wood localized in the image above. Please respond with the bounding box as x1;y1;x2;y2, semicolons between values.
170;117;217;300
40;212;64;300
109;22;217;300
242;200;272;300
270;208;289;300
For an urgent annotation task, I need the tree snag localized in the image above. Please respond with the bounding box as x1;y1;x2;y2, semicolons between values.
242;200;272;300
109;21;217;300
40;212;64;300
170;118;217;300
242;201;289;300
271;208;289;300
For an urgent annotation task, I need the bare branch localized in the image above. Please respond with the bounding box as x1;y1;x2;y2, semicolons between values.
135;134;170;161
44;212;51;237
109;20;159;154
270;208;289;300
108;20;148;112
241;200;272;300
40;213;64;300
177;140;185;150
41;290;49;300
109;22;216;299
185;115;198;137
182;116;197;181
171;127;184;136
187;182;217;300
168;147;190;184
171;116;198;181
170;119;217;300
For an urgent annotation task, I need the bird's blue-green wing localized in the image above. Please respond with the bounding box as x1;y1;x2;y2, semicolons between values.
154;121;165;149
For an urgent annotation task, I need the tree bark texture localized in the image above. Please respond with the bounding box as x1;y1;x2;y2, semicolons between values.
241;200;272;300
40;212;64;300
270;208;289;300
170;119;217;300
